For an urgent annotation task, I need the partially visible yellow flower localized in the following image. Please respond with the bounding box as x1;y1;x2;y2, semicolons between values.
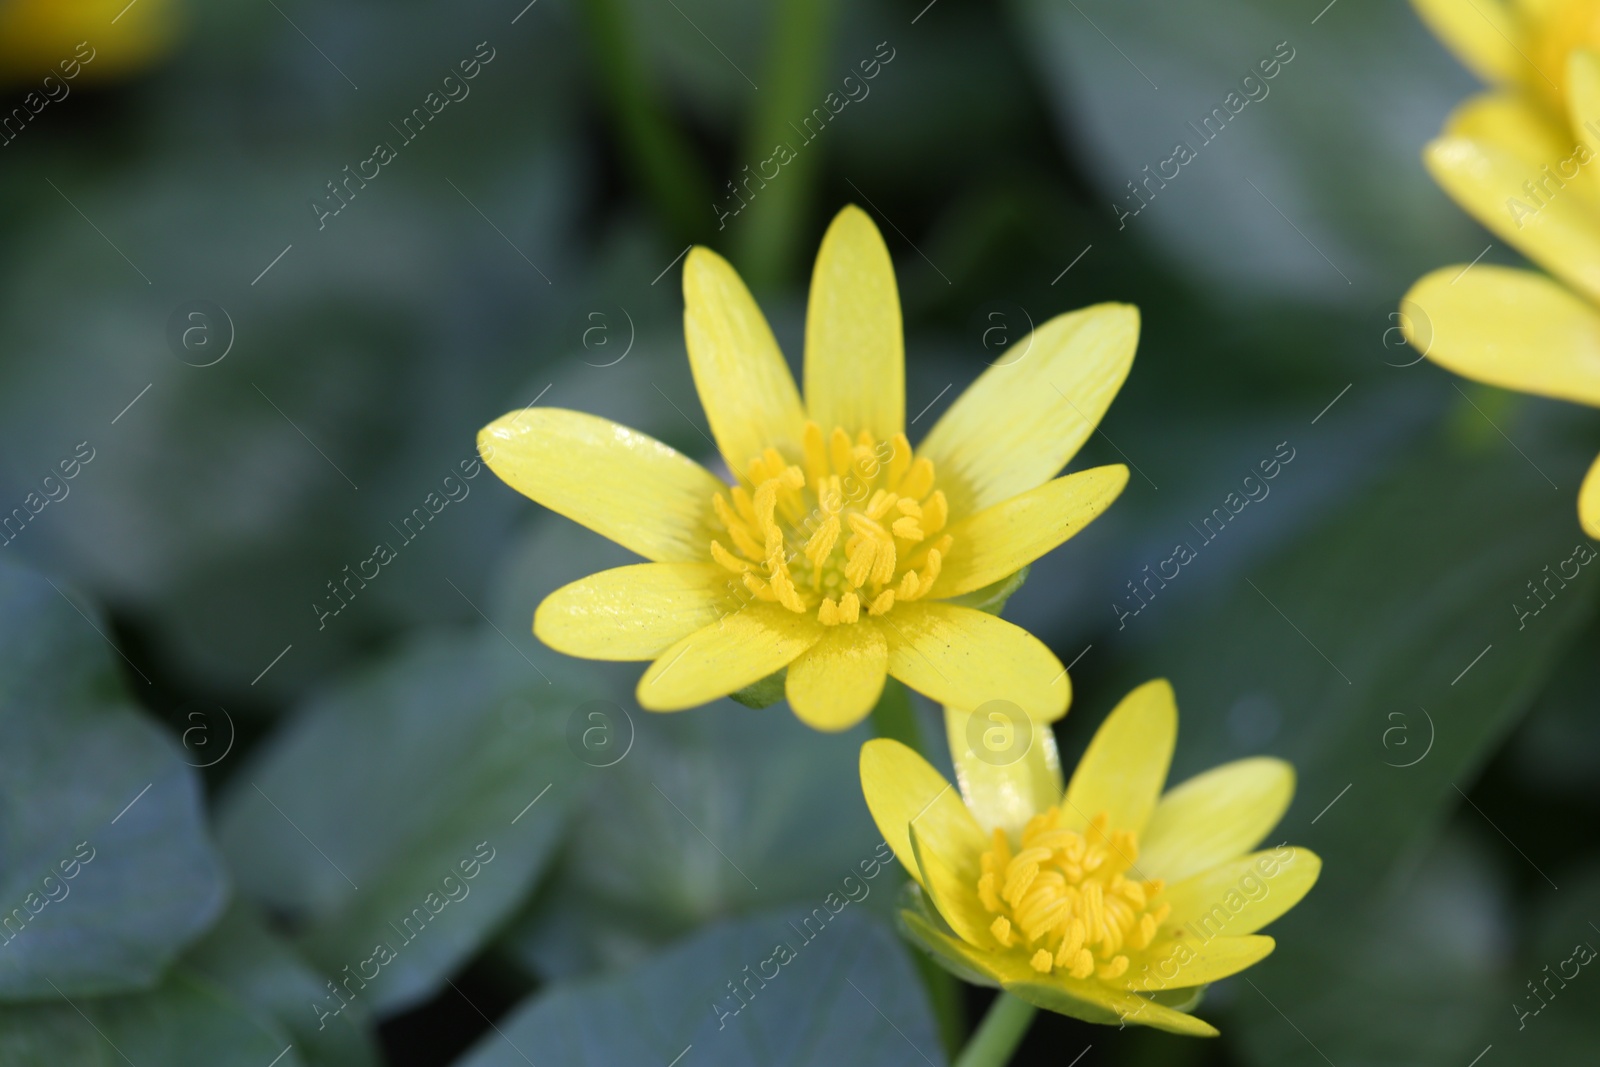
1404;2;1600;536
0;0;182;84
480;206;1136;731
860;680;1321;1036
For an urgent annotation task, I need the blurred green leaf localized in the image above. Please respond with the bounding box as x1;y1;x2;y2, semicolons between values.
461;908;945;1066
0;969;305;1067
1510;615;1600;795
1505;864;1600;1059
215;630;596;1015
1223;830;1510;1067
1007;0;1483;304
506;700;885;980
184;900;380;1067
0;559;225;1000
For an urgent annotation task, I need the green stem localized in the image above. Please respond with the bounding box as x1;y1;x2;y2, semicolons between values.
911;949;967;1060
868;680;964;1055
580;0;711;242
729;0;839;290
953;994;1037;1067
868;676;925;755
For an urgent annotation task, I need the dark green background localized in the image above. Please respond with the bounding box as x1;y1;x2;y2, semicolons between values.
0;0;1596;1063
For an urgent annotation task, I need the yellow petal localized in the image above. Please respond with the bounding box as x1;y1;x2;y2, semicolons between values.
803;206;904;440
635;604;820;711
1410;0;1526;85
1004;974;1219;1037
1116;935;1275;992
535;562;730;661
1568;49;1600;151
1445;90;1600;215
1582;450;1600;538
1161;847;1322;939
899;906;1007;986
899;907;1219;1035
785;623;888;731
1405;264;1600;406
683;247;807;476
909;821;995;949
1138;758;1295;884
859;738;987;889
917;304;1138;518
1061;679;1177;838
932;465;1129;599
942;704;1063;838
1446;91;1575;170
882;602;1069;720
479;408;723;562
1424;135;1600;301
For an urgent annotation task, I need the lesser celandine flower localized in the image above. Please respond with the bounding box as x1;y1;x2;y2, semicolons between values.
1405;0;1600;536
480;206;1136;730
860;680;1320;1036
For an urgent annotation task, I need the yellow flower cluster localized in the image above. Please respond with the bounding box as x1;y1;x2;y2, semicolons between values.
481;207;1320;1036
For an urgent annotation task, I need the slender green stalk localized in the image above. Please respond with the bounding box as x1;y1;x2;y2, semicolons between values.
953;993;1037;1067
868;679;964;1055
868;676;924;756
730;0;839;289
911;949;968;1060
580;0;710;242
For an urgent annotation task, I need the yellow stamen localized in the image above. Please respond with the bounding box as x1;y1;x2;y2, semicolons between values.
975;808;1168;983
886;433;911;487
1097;955;1129;980
706;421;956;625
802;421;828;487
710;540;749;573
897;457;935;499
838;591;860;623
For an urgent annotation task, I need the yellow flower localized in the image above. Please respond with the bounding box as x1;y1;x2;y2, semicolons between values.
860;680;1321;1036
1404;2;1600;536
480;206;1135;730
0;0;182;84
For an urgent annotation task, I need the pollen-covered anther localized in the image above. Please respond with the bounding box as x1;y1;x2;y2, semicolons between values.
707;420;955;625
974;807;1168;982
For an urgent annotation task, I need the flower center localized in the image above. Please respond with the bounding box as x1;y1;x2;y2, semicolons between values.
709;421;953;625
976;808;1170;981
